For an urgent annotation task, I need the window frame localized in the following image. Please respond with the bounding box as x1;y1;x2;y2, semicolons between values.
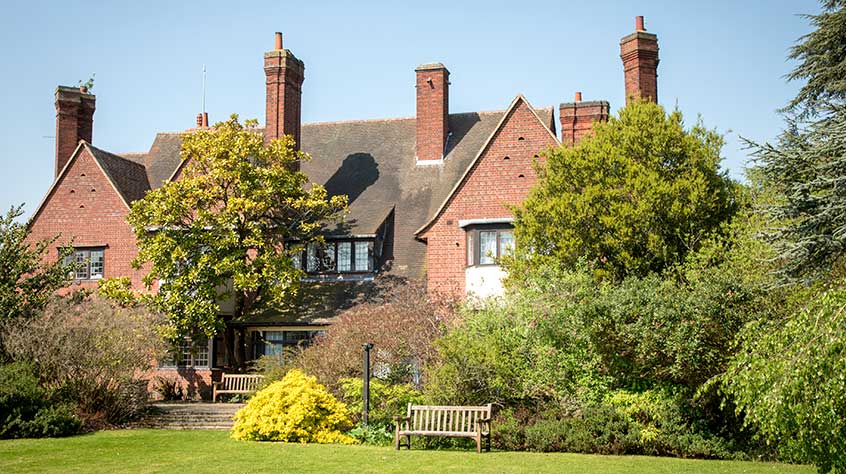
159;337;211;369
465;224;515;267
62;246;106;281
291;238;375;275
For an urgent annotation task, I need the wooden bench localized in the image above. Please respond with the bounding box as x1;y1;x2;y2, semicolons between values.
394;403;492;453
212;374;264;402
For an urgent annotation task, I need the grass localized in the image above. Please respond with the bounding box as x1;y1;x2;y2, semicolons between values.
0;430;813;474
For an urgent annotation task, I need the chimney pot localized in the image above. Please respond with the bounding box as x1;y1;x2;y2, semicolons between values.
636;16;645;31
196;113;203;128
575;91;582;102
275;32;283;50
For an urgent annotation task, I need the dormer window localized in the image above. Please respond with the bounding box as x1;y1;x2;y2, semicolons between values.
292;239;374;275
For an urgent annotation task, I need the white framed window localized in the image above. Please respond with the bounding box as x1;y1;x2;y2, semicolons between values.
63;247;105;281
160;338;210;369
355;241;372;272
337;242;352;272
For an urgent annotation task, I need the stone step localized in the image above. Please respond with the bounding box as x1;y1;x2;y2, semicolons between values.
133;403;247;430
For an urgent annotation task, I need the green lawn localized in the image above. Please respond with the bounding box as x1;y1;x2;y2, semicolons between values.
0;430;812;474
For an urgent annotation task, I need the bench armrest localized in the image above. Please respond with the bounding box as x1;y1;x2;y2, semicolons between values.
212;381;222;388
393;416;411;422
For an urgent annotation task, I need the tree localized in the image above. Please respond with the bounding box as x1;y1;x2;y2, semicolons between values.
749;1;846;283
511;100;738;280
783;0;846;118
127;115;347;365
723;287;846;471
0;205;74;323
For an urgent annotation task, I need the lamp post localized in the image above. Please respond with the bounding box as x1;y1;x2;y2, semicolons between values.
362;343;374;426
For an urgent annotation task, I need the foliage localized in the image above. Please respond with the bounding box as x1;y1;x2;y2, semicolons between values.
339;377;423;431
748;1;846;283
511;100;738;281
723;286;846;472
784;1;846;117
0;204;74;324
583;270;758;389
97;277;143;307
493;394;745;460
231;369;356;444
289;278;456;393
152;375;185;401
493;405;639;455
1;295;166;426
346;424;394;446
127;115;347;353
425;267;608;408
749;106;846;283
76;74;95;92
0;362;81;439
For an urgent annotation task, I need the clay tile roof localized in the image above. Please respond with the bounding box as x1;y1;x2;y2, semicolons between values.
86;143;151;205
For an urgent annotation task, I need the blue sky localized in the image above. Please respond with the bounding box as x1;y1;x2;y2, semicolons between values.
0;0;818;218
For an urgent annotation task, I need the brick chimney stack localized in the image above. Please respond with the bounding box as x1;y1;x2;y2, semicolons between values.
264;32;304;150
415;63;449;163
55;86;95;177
559;92;609;146
620;16;659;104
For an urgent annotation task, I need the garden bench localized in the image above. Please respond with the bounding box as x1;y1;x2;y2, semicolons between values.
394;403;492;453
212;374;264;402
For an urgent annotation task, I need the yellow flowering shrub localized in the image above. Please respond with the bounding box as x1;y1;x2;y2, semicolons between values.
231;369;356;444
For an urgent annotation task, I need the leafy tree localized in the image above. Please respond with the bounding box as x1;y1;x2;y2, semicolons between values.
127;115;347;364
512;100;738;281
0;205;74;323
784;0;846;117
750;1;846;283
723;286;846;471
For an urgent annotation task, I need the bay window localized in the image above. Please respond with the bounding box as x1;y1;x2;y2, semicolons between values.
465;226;514;266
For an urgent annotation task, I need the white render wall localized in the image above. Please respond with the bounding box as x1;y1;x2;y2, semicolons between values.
465;265;507;299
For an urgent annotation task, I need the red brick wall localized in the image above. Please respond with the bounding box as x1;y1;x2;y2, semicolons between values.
421;98;558;295
28;147;148;291
415;64;449;162
146;367;217;401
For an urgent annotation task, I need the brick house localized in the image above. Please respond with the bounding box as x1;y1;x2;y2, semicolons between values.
27;18;660;395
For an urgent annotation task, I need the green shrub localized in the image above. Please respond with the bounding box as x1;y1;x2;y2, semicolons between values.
231;369;356;444
340;378;423;428
426;269;609;408
346;424;393;445
0;362;81;439
1;296;165;426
